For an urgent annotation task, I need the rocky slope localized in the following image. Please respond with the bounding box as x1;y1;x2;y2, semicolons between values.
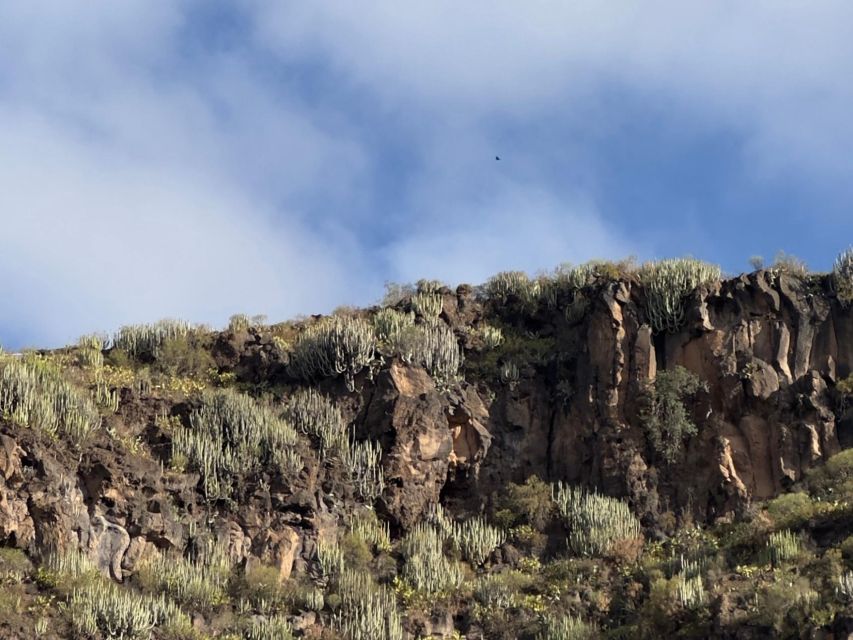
1;263;852;639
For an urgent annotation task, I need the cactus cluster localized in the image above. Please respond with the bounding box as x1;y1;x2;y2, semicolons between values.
137;541;230;610
484;271;541;309
111;319;193;358
450;516;505;566
243;615;295;640
283;388;347;457
0;355;101;442
172;389;300;500
832;247;853;306
69;579;190;640
764;530;801;567
677;574;707;609
387;322;462;387
77;334;105;369
288;316;376;391
400;523;463;594
348;508;392;553
317;537;345;580
535;614;597;640
410;291;443;320
474;572;516;608
638;258;721;333
551;483;642;557
333;569;404;640
477;324;504;350
341;438;385;502
372;308;415;343
837;571;853;602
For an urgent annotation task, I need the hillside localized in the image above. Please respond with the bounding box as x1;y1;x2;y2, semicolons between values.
1;255;853;639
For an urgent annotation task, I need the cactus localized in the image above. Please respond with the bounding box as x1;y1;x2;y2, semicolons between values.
837;571;853;602
832;247;853;306
136;541;230;610
288;316;376;391
0;355;100;442
763;530;801;567
372;308;415;343
484;271;541;309
317;537;345;580
386;322;462;387
477;325;504;350
450;516;505;566
333;569;403;640
341;438;385;502
172;389;300;500
400;523;463;594
243;615;294;640
552;483;642;557
111;319;193;359
410;291;443;320
638;258;720;333
283;388;347;456
535;614;597;640
69;580;190;640
348;508;392;553
677;574;706;609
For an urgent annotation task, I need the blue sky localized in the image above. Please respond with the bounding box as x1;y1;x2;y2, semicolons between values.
1;1;852;349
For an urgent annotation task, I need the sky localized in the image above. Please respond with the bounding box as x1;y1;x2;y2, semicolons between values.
1;2;853;349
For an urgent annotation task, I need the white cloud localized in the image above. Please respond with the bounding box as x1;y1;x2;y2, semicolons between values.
386;184;635;286
0;110;366;347
250;1;853;182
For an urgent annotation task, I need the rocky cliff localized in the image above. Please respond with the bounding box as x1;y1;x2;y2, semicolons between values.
0;265;852;639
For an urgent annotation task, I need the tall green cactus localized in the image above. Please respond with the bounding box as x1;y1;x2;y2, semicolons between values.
638;258;720;333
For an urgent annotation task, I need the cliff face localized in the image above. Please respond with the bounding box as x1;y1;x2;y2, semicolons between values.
453;271;848;526
0;269;851;639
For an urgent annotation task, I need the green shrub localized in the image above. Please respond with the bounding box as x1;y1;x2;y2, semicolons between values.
288;317;376;391
639;366;706;464
153;333;216;380
765;492;815;529
832;246;853;305
638;258;720;333
551;483;642;558
494;475;554;530
0;355;101;442
0;548;31;584
805;448;853;499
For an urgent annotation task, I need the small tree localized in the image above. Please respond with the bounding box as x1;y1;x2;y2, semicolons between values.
640;366;706;463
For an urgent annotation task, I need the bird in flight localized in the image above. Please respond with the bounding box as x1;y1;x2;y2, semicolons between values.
495;156;501;160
